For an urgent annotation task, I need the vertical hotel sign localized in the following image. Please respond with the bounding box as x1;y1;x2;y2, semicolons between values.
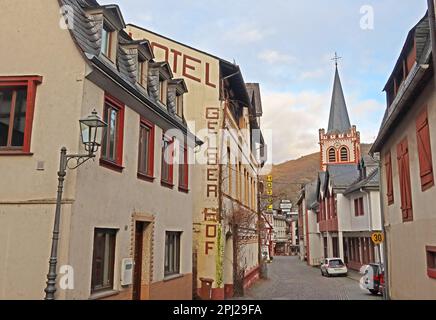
204;107;220;255
267;175;273;211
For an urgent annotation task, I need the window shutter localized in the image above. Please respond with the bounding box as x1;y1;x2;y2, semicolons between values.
416;108;434;190
354;199;359;217
397;139;413;221
385;152;394;205
359;198;364;216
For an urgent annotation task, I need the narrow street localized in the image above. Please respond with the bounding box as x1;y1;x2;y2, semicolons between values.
236;257;382;300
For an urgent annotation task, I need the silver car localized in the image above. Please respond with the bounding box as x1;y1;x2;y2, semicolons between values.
320;258;348;277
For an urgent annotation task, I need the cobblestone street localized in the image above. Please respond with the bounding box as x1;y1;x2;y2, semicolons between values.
235;256;382;300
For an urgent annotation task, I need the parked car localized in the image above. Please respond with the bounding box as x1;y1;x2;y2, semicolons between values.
320;258;348;277
361;263;384;295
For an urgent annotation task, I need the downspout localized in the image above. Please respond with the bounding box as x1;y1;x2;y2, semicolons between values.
428;0;436;89
373;154;390;300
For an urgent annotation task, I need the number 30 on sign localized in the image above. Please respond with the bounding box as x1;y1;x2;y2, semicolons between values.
371;232;384;245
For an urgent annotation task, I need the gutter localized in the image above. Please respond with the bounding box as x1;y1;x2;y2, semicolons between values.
88;56;202;146
371;57;431;153
428;0;436;88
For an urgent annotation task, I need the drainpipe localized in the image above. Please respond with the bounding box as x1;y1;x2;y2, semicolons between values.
428;0;436;89
373;153;390;300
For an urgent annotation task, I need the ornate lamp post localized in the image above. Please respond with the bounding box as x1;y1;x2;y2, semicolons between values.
44;110;107;300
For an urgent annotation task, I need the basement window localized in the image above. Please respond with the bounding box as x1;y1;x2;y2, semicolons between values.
427;246;436;279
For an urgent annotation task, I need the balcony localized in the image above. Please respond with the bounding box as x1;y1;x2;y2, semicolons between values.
319;217;338;232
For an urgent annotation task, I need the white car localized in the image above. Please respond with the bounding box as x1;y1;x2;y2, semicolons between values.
320;258;348;277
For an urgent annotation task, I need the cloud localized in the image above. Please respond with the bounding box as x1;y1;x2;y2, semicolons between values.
261;91;386;164
223;24;274;44
350;98;384;117
299;68;327;80
258;50;297;65
260;90;330;164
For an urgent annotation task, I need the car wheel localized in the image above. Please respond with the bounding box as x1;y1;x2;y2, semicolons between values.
369;289;379;295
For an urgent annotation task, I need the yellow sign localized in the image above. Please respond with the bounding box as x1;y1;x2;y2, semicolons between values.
371;232;384;245
267;175;273;182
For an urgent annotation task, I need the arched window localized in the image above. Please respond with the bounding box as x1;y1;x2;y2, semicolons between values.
328;148;336;162
340;147;349;162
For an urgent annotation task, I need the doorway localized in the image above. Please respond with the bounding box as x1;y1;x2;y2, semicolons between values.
133;221;151;300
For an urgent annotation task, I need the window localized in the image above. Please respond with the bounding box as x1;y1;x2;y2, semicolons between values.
91;228;117;294
227;147;232;196
165;232;181;277
397;138;413;222
328;148;336;162
354;197;364;216
340;147;349;162
244;170;249;205
176;94;184;118
100;25;112;58
416;108;434;191
159;79;167;105
426;246;436;279
385;151;394;205
101;95;125;171
238;162;242;201
161;135;174;186
138;119;155;180
179;144;189;191
0;76;42;153
137;60;148;88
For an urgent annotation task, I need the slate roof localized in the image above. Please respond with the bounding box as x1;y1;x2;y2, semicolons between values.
327;66;352;134
344;167;380;195
318;171;327;195
326;164;360;189
58;0;196;140
371;12;432;152
382;13;430;91
246;83;263;117
304;181;318;210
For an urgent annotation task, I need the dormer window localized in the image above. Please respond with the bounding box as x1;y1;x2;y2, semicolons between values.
137;59;148;88
176;94;184;118
101;25;112;57
86;5;125;62
159;79;168;105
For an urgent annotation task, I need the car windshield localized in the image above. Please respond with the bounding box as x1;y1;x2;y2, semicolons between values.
329;259;344;267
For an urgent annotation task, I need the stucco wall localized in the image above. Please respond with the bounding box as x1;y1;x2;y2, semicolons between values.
380;77;436;299
66;79;194;299
0;1;195;300
0;0;87;300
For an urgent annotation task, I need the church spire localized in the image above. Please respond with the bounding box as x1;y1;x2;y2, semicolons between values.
327;55;351;134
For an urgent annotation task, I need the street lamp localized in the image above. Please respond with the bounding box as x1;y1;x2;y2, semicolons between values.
44;110;107;300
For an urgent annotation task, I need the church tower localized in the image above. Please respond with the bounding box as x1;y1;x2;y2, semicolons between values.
319;56;360;171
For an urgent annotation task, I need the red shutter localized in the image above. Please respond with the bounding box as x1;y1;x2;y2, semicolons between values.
385;152;394;205
416;108;434;191
397;138;413;222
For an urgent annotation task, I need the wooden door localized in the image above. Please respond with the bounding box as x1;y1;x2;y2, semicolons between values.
133;222;144;300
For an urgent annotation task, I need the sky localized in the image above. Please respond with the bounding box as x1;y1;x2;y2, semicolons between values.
99;0;428;164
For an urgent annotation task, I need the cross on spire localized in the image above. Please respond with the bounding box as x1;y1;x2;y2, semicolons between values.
331;52;342;67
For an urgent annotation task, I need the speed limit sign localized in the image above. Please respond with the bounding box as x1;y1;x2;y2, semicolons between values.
371;232;384;245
